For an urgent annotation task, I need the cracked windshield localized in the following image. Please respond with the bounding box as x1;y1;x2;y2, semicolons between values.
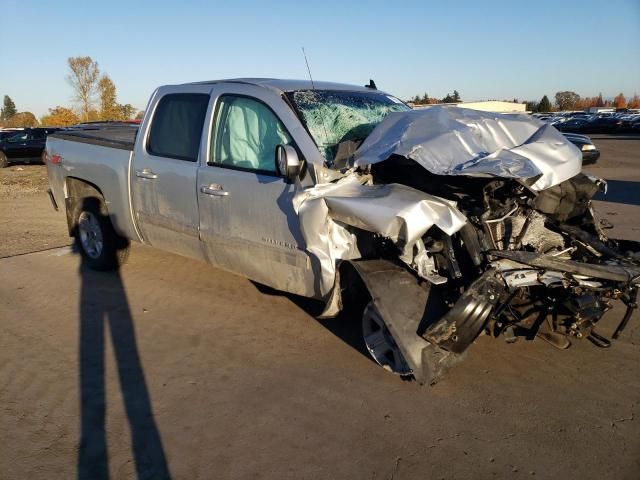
287;90;410;164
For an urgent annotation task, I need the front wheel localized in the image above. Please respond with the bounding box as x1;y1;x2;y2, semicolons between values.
362;302;412;376
75;197;129;270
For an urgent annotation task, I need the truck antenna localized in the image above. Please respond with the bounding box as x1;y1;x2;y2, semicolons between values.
302;47;316;90
301;47;331;163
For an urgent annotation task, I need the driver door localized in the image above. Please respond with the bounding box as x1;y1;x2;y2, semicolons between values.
197;85;316;297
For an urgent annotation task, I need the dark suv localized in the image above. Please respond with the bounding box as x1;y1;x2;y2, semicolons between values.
0;127;61;168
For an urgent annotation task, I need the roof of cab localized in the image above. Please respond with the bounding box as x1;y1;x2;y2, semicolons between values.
186;78;382;94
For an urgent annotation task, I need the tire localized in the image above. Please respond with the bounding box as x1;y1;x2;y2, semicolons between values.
0;152;9;168
361;301;412;376
339;267;411;376
75;197;130;270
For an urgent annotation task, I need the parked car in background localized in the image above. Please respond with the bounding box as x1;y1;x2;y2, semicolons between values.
0;127;61;167
583;116;623;133
555;118;590;133
618;115;640;132
534;111;640;135
563;133;600;165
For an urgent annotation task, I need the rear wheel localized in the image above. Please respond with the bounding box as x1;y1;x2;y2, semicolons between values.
0;152;9;168
75;197;129;270
362;302;412;376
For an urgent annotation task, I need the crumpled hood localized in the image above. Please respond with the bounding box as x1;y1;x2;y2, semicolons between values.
352;106;582;191
294;174;468;296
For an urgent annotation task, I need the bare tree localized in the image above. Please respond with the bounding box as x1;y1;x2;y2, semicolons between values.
66;56;100;121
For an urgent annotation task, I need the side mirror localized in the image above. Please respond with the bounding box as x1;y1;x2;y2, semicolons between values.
276;144;302;182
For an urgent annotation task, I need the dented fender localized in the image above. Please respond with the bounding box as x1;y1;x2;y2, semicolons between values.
294;174;468;296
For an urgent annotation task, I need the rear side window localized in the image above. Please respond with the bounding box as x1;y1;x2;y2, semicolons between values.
147;93;209;161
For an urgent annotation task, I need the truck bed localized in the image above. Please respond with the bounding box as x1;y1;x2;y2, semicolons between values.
49;125;138;151
46;126;140;242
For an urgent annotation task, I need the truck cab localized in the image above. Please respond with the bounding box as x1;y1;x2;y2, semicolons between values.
131;81;331;297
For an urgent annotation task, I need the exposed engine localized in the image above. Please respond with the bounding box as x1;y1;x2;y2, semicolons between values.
371;157;640;355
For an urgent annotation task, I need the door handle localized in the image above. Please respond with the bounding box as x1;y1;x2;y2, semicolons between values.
200;184;229;196
135;169;158;179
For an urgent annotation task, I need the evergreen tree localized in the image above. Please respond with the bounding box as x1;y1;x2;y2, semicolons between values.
538;95;552;113
452;90;461;102
442;93;455;103
1;95;17;120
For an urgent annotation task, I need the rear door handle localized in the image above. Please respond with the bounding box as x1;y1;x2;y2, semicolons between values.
200;184;229;196
136;169;158;180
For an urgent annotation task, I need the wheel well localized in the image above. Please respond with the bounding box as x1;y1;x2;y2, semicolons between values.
326;261;374;318
64;177;106;237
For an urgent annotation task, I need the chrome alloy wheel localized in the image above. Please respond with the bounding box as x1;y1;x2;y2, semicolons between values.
78;211;104;259
362;302;412;376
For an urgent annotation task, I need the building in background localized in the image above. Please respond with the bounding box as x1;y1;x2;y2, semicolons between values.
412;100;526;113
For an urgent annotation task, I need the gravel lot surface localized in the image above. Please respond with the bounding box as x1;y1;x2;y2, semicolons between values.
0;164;70;257
1;137;639;479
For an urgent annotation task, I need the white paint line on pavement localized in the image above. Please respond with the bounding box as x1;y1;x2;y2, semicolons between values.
50;246;75;256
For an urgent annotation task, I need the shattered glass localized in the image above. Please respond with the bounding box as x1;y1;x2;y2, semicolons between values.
287;90;410;164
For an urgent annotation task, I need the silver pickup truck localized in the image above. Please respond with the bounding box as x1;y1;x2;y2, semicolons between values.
46;78;639;383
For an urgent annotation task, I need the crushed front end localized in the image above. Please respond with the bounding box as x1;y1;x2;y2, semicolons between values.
293;105;639;383
376;167;640;357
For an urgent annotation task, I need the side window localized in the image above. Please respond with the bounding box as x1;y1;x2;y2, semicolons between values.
9;132;30;142
147;93;209;161
32;130;46;140
211;95;292;172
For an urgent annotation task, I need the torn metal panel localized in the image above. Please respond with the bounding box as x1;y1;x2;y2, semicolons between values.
490;250;640;284
294;174;468;295
423;269;502;354
353;107;582;191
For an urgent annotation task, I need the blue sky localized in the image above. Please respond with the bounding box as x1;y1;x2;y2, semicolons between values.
1;0;639;117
